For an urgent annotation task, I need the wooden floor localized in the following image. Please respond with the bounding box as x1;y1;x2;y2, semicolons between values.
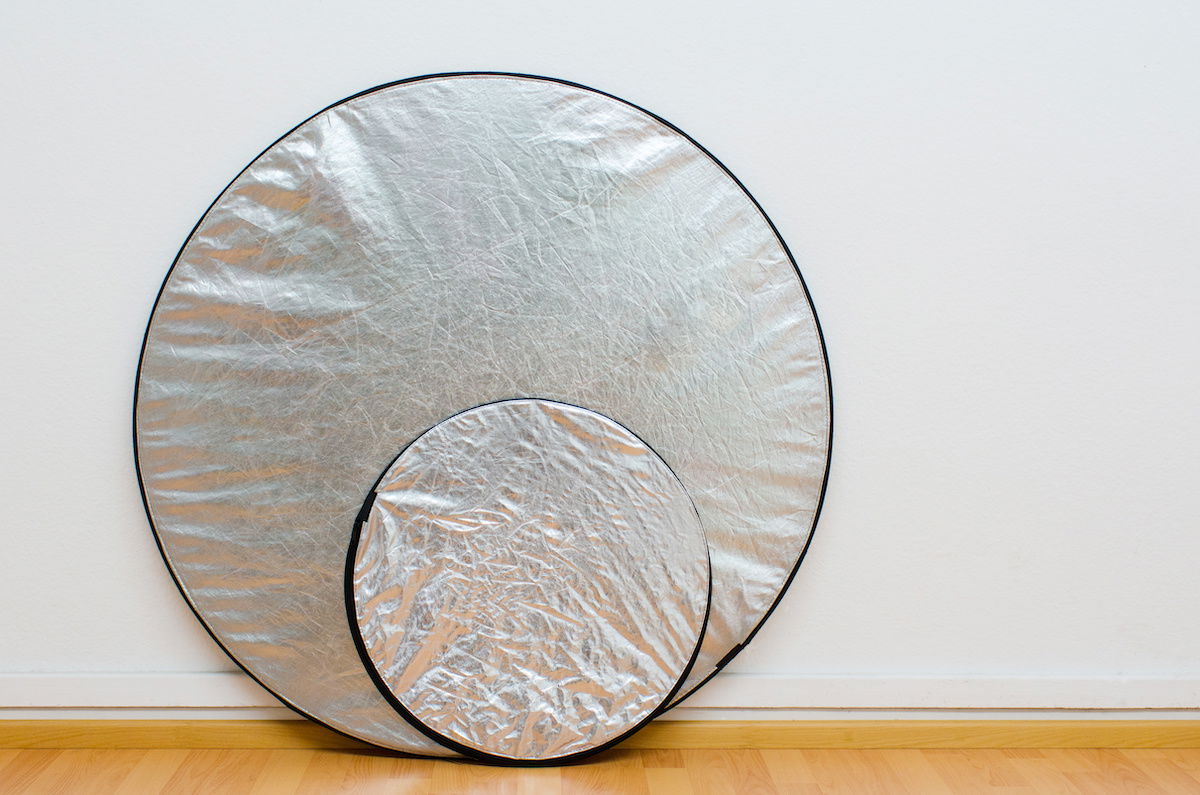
3;747;1200;793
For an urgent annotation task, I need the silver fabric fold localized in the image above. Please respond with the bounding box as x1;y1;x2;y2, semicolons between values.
136;73;830;752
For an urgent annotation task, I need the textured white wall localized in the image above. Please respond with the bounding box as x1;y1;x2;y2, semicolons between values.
2;0;1198;717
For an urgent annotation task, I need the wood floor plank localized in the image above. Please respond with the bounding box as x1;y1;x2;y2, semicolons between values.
294;749;430;794
1003;748;1047;759
0;745;1198;792
1065;770;1159;795
426;758;559;795
802;750;913;795
559;748;649;795
1040;749;1097;774
760;747;820;789
1116;750;1200;793
1047;749;1172;794
644;767;695;793
0;750;25;779
640;748;691;793
638;748;685;768
0;750;61;793
1162;749;1200;775
512;764;562;795
26;749;145;794
876;750;958;794
1001;751;1088;795
112;750;190;794
682;748;777;795
429;758;524;795
245;750;314;795
923;748;1035;792
160;748;270;793
1072;749;1170;793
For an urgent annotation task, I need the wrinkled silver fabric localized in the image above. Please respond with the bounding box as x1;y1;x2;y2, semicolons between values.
351;399;708;761
136;74;831;753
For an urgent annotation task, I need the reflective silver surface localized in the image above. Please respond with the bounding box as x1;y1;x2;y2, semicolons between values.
351;399;708;761
136;73;831;752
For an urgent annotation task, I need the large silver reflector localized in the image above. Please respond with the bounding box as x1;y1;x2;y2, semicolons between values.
349;399;709;763
135;72;831;754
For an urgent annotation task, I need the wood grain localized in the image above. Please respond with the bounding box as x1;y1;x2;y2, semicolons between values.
112;750;190;794
4;719;1200;750
2;748;1198;793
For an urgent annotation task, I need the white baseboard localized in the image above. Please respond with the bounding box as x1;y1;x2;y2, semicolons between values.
0;672;273;709
0;672;1196;721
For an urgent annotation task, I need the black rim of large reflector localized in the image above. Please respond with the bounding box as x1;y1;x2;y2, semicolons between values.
132;71;833;757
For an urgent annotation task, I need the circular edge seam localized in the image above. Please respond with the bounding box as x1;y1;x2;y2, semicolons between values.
343;397;713;765
130;71;833;742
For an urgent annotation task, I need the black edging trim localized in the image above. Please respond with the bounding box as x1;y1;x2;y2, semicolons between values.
343;398;713;766
132;71;833;757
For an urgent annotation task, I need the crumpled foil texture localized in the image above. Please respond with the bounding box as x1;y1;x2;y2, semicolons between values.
351;399;709;761
136;74;831;753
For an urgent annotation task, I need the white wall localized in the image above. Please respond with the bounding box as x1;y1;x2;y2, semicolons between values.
2;0;1198;719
